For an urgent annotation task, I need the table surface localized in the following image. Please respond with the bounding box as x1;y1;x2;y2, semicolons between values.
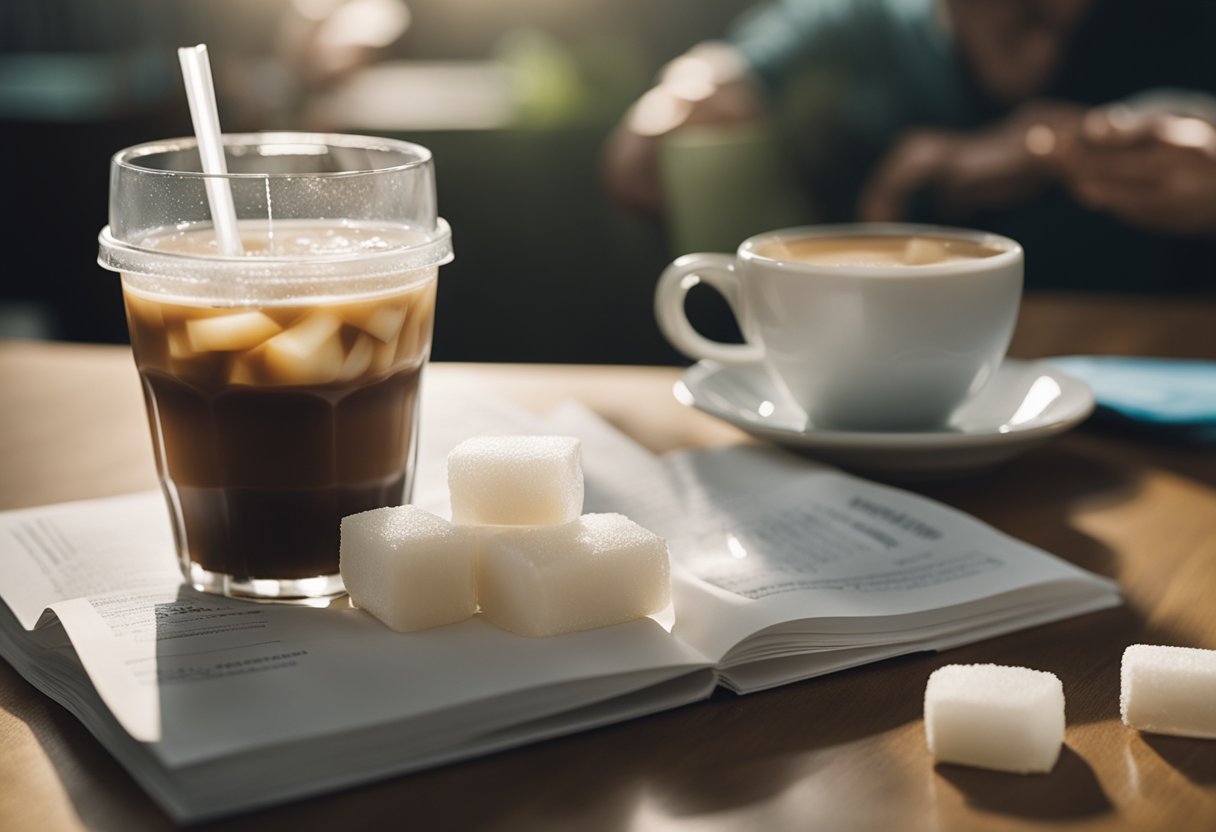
1;293;1214;832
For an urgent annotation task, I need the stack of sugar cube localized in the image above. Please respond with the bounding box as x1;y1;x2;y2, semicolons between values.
340;435;671;636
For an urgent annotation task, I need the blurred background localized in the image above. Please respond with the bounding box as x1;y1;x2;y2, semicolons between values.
3;0;1214;363
1;0;757;363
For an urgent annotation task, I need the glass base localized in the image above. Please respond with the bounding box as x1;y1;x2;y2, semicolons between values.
187;562;346;604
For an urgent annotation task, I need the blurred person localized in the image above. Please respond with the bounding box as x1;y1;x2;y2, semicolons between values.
603;0;1216;291
210;0;412;128
1057;99;1216;238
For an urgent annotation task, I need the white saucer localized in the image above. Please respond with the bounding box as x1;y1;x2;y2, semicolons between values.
674;359;1094;478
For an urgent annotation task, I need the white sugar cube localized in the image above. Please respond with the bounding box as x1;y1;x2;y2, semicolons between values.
186;310;281;352
477;513;671;637
340;505;476;633
448;436;583;526
1121;644;1216;739
924;664;1065;773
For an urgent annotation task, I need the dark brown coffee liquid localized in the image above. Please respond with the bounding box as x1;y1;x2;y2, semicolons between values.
141;368;418;578
124;279;436;581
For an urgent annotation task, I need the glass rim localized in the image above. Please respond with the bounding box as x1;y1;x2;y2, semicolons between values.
98;218;453;283
111;131;435;180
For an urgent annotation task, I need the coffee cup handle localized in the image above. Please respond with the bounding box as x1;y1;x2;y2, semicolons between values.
655;254;765;365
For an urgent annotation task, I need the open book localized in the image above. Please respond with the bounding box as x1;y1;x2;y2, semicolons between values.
0;388;1120;822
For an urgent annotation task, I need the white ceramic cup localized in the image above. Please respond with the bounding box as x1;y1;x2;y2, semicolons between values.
655;224;1024;431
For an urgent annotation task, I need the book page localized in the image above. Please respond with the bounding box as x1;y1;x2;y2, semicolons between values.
44;577;706;762
0;492;181;630
538;407;1118;666
651;445;1119;661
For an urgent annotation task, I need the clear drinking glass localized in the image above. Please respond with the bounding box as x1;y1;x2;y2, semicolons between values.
98;132;452;601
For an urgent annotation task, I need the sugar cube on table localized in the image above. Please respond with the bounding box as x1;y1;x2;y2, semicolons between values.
340;505;476;633
448;436;583;526
1121;644;1216;739
924;663;1065;774
477;513;670;637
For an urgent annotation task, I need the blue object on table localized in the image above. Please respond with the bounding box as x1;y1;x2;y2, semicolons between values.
1050;356;1216;442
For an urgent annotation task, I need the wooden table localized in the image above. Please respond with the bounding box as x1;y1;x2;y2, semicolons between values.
1;293;1214;831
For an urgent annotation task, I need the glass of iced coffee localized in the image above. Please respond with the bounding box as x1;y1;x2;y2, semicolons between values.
98;133;451;602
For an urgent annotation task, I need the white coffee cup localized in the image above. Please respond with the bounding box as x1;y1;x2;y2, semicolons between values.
655;224;1024;431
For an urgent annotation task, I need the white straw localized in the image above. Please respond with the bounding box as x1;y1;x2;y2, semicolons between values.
177;44;244;256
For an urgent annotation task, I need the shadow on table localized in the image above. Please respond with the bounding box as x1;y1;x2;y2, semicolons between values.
198;619;1202;829
637;657;928;818
867;441;1205;730
205;652;928;831
1143;734;1216;785
925;603;1200;730
1056;418;1216;492
935;746;1111;821
916;443;1135;582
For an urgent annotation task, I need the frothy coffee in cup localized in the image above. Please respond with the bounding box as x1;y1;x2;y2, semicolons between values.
655;224;1023;432
758;235;1006;268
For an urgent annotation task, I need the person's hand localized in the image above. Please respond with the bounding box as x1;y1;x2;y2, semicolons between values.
858;101;1085;222
1056;107;1216;237
602;43;765;214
